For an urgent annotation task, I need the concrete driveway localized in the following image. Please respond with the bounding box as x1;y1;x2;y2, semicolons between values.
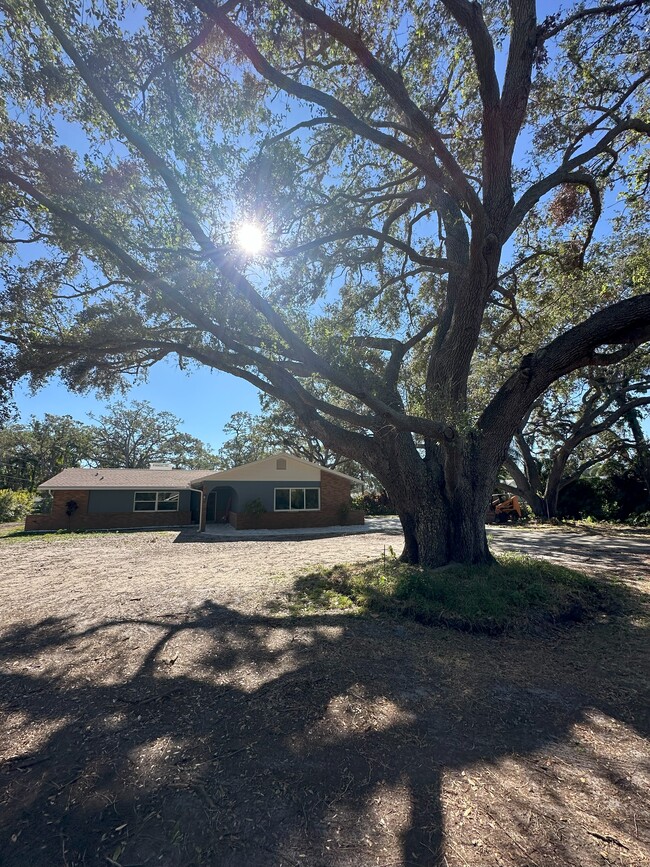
486;525;650;580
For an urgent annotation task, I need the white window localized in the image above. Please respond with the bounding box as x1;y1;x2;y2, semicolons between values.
134;491;180;512
274;487;320;511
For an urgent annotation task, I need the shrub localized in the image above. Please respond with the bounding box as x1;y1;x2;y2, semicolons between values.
243;498;266;516
0;489;35;522
65;499;78;517
31;494;53;515
628;510;650;527
337;501;350;524
351;489;396;515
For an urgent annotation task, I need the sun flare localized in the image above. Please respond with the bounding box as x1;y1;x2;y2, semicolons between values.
236;222;266;256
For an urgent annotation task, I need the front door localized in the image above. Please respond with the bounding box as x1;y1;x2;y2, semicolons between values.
206;488;233;523
215;487;232;522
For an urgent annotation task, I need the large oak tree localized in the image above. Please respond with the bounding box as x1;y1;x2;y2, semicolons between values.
1;0;649;565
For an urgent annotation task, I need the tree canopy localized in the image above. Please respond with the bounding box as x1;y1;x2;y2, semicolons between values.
88;399;220;468
1;0;649;565
0;413;92;490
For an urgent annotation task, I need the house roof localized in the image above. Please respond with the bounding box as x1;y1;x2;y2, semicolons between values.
38;467;202;491
38;453;363;491
194;452;362;485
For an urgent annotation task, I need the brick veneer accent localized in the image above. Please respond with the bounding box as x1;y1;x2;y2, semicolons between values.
25;489;192;532
230;470;364;530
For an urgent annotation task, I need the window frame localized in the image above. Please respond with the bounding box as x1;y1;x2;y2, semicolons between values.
274;487;320;512
133;490;180;512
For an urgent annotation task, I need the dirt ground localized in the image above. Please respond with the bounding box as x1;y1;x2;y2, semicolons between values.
0;525;648;867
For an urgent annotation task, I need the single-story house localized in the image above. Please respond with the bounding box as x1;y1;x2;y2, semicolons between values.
24;453;364;532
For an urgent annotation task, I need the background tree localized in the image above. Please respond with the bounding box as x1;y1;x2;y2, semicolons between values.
503;366;650;518
553;452;650;523
0;413;92;490
620;401;650;502
217;411;268;468
218;402;371;483
88;400;219;469
0;347;18;427
1;0;649;566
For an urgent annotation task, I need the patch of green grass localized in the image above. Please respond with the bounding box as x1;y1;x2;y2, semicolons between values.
286;554;629;634
0;522;24;539
0;526;172;543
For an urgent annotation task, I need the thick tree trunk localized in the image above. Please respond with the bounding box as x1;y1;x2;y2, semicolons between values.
398;510;420;564
527;492;548;518
625;408;650;505
543;492;559;519
374;439;496;568
543;456;567;519
395;490;493;567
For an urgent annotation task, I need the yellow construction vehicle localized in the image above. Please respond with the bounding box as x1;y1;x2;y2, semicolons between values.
487;494;522;524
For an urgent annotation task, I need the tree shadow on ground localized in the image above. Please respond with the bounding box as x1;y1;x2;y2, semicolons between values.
0;590;648;866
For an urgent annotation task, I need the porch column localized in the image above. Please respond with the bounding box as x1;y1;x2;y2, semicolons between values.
199;487;207;532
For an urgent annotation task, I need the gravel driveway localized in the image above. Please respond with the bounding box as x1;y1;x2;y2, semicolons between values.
2;523;649;630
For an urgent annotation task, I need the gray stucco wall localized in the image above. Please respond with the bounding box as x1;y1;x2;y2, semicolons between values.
87;489;193;514
204;480;321;513
85;482;322;517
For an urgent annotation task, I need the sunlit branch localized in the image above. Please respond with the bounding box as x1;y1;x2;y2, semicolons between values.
279;0;482;216
562;71;650;163
32;0;387;403
506;120;650;239
276;226;452;272
193;0;471;213
141;17;218;93
538;0;646;43
479;294;650;446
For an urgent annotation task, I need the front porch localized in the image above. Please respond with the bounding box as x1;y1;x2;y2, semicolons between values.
196;484;238;531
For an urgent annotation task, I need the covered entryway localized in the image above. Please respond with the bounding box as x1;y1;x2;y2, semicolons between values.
205;485;237;524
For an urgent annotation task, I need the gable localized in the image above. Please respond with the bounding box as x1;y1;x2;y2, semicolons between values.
201;454;321;483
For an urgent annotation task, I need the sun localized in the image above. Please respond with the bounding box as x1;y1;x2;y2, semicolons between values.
235;221;266;256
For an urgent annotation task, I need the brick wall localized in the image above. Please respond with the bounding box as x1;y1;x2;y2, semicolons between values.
25;489;192;532
230;471;364;529
321;469;353;511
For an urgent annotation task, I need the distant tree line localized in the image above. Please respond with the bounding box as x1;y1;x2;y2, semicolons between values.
0;400;220;490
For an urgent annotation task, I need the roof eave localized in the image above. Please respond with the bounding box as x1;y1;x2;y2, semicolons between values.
38;483;195;491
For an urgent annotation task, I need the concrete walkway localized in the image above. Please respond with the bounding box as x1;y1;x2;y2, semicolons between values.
197;515;402;541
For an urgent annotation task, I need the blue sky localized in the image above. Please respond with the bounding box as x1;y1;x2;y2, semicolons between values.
13;361;261;448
